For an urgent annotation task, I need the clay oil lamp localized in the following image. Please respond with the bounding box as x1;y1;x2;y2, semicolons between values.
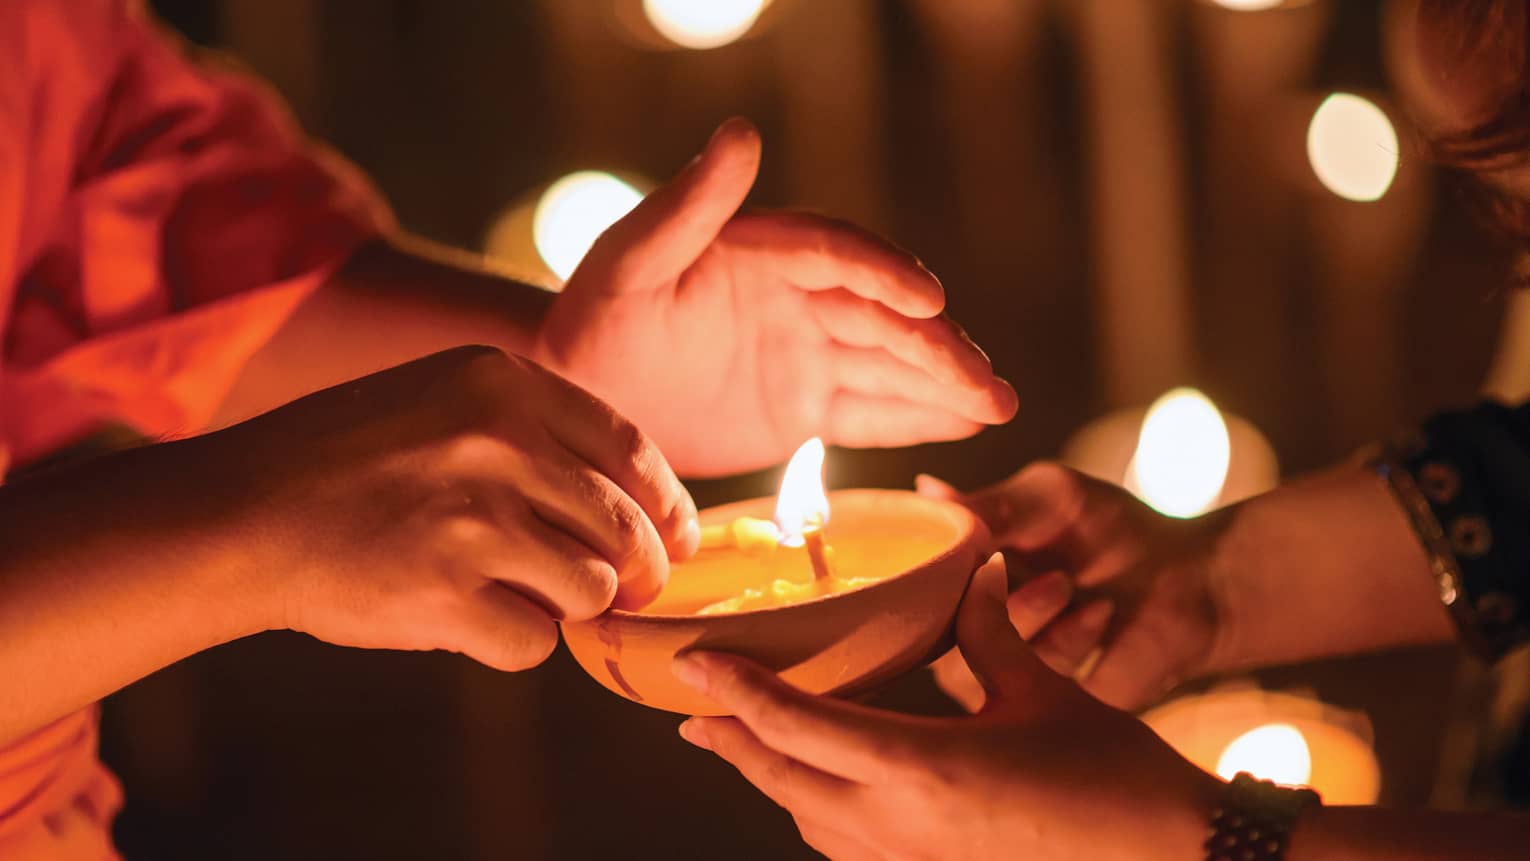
562;438;989;715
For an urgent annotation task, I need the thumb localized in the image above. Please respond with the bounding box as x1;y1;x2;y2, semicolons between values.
955;554;1070;710
586;117;761;288
915;473;963;503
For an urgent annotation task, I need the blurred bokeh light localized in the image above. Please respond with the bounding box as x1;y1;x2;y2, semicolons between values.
531;171;645;281
641;0;769;50
1210;0;1286;10
1306;92;1400;202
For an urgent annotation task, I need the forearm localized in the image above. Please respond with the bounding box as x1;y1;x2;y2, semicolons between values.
1205;462;1455;673
0;434;270;744
213;235;557;426
1290;806;1530;861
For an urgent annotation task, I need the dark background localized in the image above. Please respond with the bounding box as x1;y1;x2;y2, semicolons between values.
105;1;1512;857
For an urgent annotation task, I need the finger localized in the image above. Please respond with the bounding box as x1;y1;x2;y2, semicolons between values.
494;516;618;621
1030;599;1115;678
589;117;761;286
84;772;123;824
954;554;1065;705
717;211;946;318
918;475;1061;592
452;583;559;671
521;451;670;610
797;821;884;861
809;289;1013;408
825;392;983;449
672;652;918;783
1083;614;1199;710
957;463;1110;574
536;370;700;561
929;648;986;713
680;717;859;814
914;473;962;503
437;489;620;621
1007;570;1074;638
832;344;1014;425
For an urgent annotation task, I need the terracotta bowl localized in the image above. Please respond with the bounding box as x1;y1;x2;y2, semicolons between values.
560;488;988;715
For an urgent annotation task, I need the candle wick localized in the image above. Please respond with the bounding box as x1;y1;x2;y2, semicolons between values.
803;524;833;582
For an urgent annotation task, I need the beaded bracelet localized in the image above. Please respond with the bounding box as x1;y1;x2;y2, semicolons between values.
1204;773;1321;861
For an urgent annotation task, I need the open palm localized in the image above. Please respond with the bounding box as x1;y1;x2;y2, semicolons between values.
536;119;1016;477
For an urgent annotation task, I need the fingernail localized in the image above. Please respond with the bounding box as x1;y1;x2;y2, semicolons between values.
1013;571;1072;615
958;327;992;366
679;514;701;558
992;379;1019;418
980;553;1007;603
678;718;712;750
672;653;710;690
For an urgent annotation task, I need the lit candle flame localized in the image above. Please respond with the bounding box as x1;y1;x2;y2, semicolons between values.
1128;387;1231;518
1216;723;1313;787
775;438;830;547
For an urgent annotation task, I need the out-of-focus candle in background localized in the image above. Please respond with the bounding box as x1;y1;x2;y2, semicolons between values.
1144;688;1381;804
1063;387;1278;515
1125;388;1232;518
483;170;650;287
532;171;645;280
1216;723;1313;786
1207;0;1286;10
641;0;770;50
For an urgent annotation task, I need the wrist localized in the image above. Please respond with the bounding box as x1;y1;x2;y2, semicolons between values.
1202;774;1323;860
1151;767;1230;861
167;428;297;638
1192;506;1252;677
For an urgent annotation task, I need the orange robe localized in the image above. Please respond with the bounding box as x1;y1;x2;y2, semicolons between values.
0;1;391;856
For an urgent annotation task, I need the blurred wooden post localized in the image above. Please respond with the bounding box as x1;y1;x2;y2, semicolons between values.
1192;0;1329;448
1065;0;1195;406
772;0;890;231
221;0;326;132
909;0;1089;480
539;2;651;169
1305;115;1430;448
910;0;1050;261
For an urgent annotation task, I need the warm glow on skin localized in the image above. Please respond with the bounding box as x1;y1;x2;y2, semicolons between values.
1216;723;1314;786
1306;93;1401;202
642;0;769;50
1129;388;1231;518
532;171;644;280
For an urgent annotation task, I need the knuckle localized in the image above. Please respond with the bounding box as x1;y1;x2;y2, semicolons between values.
438;513;495;551
744;690;796;741
439;432;509;471
605;498;649;561
1019;461;1087;513
1015;459;1071;489
443;344;509;375
614;420;657;477
761;757;798;800
704;658;752;701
